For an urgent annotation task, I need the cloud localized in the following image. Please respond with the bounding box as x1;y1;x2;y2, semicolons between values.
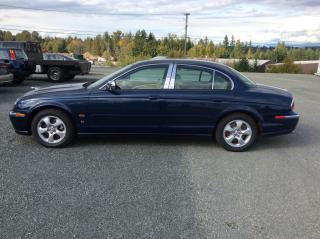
0;0;319;43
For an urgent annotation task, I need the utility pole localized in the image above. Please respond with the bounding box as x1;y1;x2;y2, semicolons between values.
184;13;190;57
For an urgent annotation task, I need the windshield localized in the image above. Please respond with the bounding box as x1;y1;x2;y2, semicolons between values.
228;67;256;86
87;64;133;89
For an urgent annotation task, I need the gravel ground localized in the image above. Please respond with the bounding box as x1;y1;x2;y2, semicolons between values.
1;67;320;238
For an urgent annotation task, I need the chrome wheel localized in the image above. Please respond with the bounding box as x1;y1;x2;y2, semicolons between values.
37;115;66;144
223;120;252;148
49;70;60;81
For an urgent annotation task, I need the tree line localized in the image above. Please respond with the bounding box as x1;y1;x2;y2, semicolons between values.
0;29;319;67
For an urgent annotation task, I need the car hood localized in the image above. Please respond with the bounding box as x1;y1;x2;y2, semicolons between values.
24;83;86;97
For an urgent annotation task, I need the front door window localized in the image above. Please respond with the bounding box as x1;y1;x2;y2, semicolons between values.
115;65;168;90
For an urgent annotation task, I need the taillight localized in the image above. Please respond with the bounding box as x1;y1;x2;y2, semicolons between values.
9;49;16;60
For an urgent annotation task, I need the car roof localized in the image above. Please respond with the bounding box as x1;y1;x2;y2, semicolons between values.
133;58;233;73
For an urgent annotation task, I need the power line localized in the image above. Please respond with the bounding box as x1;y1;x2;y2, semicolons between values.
0;3;182;17
0;26;179;39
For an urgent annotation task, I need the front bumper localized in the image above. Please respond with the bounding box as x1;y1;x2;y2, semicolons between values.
9;111;31;135
262;113;300;136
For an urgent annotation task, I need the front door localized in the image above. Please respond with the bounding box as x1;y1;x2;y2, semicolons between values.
86;64;170;134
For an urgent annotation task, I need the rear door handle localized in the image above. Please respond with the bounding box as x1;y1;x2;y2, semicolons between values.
212;99;222;103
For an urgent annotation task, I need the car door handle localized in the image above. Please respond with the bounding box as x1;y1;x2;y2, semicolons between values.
212;99;222;103
148;96;158;100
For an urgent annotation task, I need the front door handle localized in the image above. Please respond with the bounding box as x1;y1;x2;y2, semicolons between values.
148;96;158;100
212;99;222;103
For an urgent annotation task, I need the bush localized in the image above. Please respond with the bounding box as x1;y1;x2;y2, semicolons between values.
266;57;301;73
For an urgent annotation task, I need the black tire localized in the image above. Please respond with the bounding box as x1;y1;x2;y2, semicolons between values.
31;109;75;147
47;67;64;82
12;75;25;84
215;113;258;152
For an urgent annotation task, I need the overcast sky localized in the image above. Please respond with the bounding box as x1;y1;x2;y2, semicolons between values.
0;0;319;44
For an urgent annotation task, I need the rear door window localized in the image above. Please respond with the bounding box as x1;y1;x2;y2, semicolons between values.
174;65;213;90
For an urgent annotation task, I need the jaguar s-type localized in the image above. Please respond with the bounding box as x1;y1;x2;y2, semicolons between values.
9;59;299;151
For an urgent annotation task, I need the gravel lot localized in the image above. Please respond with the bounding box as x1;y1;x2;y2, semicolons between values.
1;66;320;238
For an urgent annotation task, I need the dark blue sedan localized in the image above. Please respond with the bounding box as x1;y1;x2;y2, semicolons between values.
9;59;299;151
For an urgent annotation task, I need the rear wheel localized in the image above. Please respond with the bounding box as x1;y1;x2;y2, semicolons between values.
47;67;64;82
12;75;25;84
31;109;74;147
215;113;258;152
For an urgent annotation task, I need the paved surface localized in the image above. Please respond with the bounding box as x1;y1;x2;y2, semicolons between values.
1;66;320;238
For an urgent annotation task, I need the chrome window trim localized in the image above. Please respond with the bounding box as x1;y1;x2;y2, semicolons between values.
168;64;177;89
99;63;173;90
164;64;173;89
211;70;216;90
170;64;235;90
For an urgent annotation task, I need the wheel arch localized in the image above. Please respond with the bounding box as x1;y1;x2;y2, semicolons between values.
214;108;263;135
27;104;77;134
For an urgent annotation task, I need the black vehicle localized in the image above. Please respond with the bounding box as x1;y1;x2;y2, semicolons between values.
0;41;91;82
41;53;91;81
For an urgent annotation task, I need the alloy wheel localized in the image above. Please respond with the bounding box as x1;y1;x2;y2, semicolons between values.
37;115;66;144
223;120;252;148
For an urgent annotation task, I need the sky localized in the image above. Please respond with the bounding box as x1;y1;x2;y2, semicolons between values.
0;0;319;44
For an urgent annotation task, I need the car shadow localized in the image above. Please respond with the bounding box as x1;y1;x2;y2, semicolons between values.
72;122;317;152
253;122;318;151
73;134;217;148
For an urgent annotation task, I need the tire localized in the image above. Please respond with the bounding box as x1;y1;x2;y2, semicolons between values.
12;75;25;84
47;67;64;82
215;113;258;152
31;109;75;147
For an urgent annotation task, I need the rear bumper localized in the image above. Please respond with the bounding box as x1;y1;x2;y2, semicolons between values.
9;111;31;135
262;113;299;136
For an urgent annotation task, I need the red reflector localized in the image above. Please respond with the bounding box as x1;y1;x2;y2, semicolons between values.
275;115;286;119
9;49;16;60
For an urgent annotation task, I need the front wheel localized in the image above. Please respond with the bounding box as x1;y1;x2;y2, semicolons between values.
215;113;258;152
31;109;74;147
12;75;25;84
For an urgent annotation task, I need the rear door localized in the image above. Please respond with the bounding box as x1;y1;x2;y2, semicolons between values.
160;64;234;135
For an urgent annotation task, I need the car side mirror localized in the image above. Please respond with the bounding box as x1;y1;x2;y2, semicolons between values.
106;81;116;91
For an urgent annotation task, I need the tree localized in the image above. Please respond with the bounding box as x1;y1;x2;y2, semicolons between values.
223;35;229;49
233;40;243;58
273;42;287;63
67;39;84;54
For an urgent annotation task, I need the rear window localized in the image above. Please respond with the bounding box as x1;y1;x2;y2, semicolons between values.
14;49;28;59
229;67;255;86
